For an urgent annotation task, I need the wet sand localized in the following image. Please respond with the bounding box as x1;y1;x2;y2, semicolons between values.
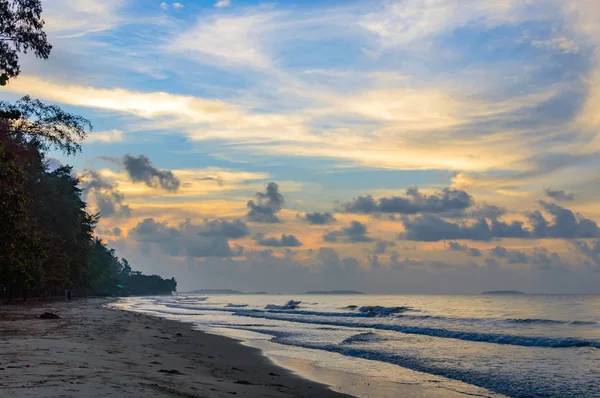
0;298;351;397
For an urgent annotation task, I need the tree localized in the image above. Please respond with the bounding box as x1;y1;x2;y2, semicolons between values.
0;96;91;156
0;0;52;85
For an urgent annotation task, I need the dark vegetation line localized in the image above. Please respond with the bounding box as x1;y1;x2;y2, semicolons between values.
0;0;176;301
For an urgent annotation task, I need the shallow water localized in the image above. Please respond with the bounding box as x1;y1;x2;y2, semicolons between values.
116;294;600;398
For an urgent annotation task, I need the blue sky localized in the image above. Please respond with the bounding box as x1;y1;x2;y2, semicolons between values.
2;0;600;293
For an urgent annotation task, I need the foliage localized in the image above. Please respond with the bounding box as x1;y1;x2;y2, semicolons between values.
0;98;177;300
0;96;92;155
0;4;175;300
0;0;52;84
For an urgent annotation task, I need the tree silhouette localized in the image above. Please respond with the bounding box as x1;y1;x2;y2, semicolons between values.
0;0;52;85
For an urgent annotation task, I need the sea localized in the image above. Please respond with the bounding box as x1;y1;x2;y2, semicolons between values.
114;294;600;398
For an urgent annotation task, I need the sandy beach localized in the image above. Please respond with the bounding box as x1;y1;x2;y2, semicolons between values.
0;298;351;398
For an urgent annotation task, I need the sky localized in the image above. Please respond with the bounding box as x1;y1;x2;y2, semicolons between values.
2;0;600;293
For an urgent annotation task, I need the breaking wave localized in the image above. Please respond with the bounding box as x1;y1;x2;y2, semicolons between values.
341;332;382;345
234;311;600;349
265;300;302;310
357;305;415;316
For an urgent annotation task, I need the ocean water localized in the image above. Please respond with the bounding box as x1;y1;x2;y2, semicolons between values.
115;294;600;398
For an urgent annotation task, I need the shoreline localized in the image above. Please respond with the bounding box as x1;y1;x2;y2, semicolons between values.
0;298;352;397
116;297;497;398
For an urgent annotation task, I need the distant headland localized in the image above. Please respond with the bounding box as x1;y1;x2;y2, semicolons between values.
180;289;268;295
304;290;364;295
481;290;526;295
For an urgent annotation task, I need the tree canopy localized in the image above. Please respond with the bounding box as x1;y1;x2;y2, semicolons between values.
0;97;177;300
0;0;176;300
0;0;52;85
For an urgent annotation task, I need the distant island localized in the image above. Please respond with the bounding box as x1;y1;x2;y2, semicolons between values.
482;290;526;295
182;289;243;295
180;289;268;295
304;290;364;295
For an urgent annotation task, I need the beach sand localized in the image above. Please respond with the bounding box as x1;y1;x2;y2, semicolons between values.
0;298;351;397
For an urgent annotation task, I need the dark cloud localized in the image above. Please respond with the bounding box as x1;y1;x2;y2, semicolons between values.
196;176;224;186
130;218;244;258
489;245;530;264
373;240;396;254
507;250;529;264
447;241;482;257
317;247;360;272
81;170;132;218
466;204;508;219
112;227;123;237
401;216;492;242
545;189;574;201
342;187;473;215
122;154;181;192
324;221;373;243
302;212;336;225
527;201;599;239
490;219;530;238
247;182;284;223
530;247;565;270
256;234;302;247
367;254;381;269
442;203;507;220
490;246;508;258
484;258;500;269
202;219;249;239
402;201;598;241
573;240;600;266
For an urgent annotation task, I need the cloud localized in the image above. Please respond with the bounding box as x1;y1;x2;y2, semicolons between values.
247;182;284;223
173;2;184;9
573;240;600;266
169;12;276;69
195;176;225;186
484;258;500;269
342;187;473;215
316;247;360;272
324;221;373;243
443;203;508;220
507;250;529;264
527;201;599;238
130;218;244;258
81;169;132;218
531;37;579;54
530;247;566;271
360;0;527;48
490;246;508;258
301;212;336;225
214;0;231;7
160;2;169;9
447;241;482;257
545;189;575;201
373;240;396;254
86;129;124;143
202;219;249;238
43;0;125;38
490;219;530;238
3;77;314;145
402;216;493;242
255;234;302;247
403;201;599;241
121;154;181;192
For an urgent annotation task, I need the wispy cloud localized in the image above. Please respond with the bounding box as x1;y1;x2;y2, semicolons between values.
169;12;277;69
86;129;124;143
43;0;126;38
215;0;231;8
